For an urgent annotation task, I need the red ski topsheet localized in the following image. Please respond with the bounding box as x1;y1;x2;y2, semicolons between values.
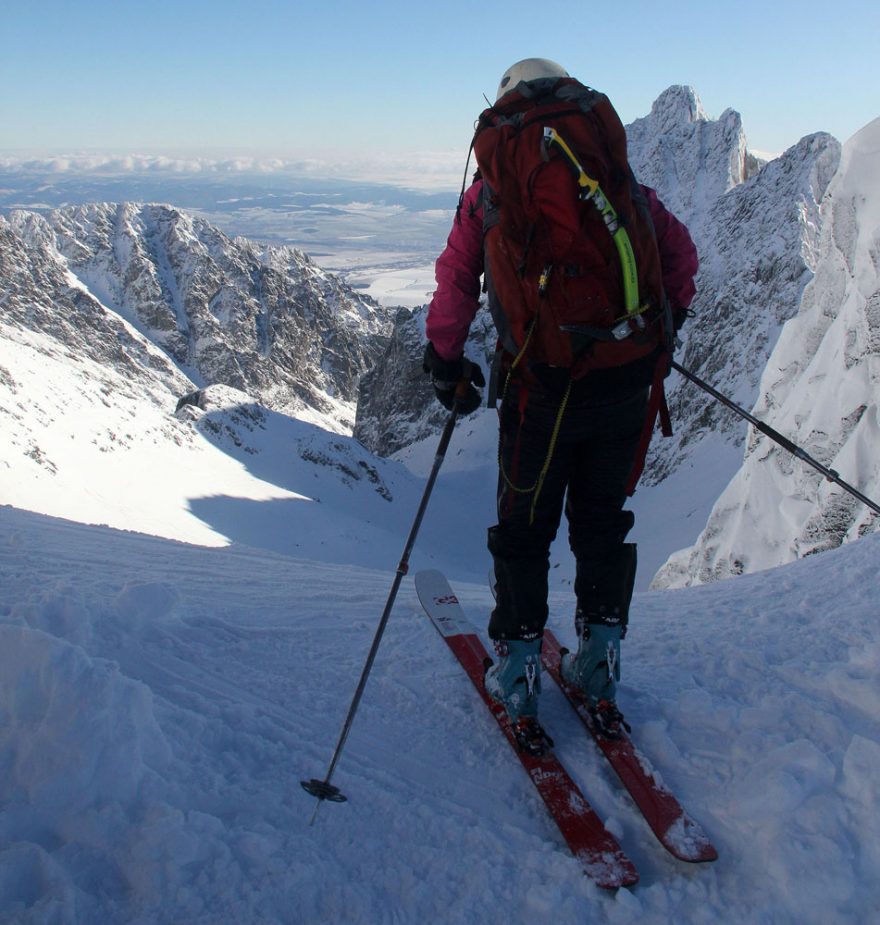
542;629;718;863
415;570;638;888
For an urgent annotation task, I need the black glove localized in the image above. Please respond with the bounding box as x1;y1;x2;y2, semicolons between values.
423;342;486;415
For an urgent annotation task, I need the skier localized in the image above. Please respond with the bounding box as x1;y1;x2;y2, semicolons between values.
423;58;699;753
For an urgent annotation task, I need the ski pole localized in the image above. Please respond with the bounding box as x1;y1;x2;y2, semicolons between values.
301;380;472;822
672;360;880;516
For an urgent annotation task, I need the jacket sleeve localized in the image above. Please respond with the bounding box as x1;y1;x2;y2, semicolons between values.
642;185;699;311
425;180;484;361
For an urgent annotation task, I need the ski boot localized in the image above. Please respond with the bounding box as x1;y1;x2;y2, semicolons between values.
483;638;554;757
560;617;630;739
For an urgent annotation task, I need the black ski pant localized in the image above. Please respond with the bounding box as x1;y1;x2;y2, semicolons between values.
488;382;646;642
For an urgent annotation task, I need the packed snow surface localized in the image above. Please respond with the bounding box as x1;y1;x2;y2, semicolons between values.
1;504;878;924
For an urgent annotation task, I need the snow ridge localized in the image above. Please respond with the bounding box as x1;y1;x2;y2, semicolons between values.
656;119;880;585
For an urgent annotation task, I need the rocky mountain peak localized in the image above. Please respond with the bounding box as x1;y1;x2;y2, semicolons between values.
4;203;393;433
655;118;879;587
648;84;709;131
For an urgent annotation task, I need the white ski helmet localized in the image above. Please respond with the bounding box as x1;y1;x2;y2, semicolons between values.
496;58;569;100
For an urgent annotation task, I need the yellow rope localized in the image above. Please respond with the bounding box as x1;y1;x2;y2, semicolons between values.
497;317;572;526
528;378;571;525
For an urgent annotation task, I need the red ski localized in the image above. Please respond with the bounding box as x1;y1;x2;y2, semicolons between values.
542;629;718;863
415;570;638;889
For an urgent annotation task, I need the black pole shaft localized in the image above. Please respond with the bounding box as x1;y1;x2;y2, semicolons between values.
672;361;880;516
302;394;465;818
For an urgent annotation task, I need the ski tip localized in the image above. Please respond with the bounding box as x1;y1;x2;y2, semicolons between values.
663;815;719;863
682;840;719;863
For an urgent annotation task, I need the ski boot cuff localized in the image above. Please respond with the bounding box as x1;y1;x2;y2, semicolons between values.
484;637;543;721
560;623;621;706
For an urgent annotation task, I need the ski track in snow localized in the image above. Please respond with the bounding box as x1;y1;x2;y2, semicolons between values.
1;505;878;924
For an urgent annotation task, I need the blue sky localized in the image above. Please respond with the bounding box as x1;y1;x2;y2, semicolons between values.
3;0;878;166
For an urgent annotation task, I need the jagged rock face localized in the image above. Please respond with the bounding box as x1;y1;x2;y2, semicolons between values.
644;130;841;486
621;88;841;488
0;213;188;401
0;212;194;482
353;305;496;456
5;203;391;432
354;306;435;456
626;85;755;235
654;119;880;587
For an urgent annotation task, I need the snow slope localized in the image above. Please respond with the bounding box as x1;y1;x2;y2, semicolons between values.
0;210;489;579
1;504;878;924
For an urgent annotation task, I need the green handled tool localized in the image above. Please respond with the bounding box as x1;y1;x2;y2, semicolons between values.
542;126;640;317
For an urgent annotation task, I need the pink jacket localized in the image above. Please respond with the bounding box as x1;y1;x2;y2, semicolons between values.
426;179;699;361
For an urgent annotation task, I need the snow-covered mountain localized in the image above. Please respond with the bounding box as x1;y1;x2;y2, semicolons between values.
3;84;877;591
0;204;424;555
0;197;507;580
656;118;880;586
646;130;840;485
625;84;763;235
4;203;391;433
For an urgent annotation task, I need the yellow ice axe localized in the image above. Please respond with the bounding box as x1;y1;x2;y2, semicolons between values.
543;126;640;316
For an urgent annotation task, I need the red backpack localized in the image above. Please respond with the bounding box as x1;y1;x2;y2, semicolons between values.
469;78;674;493
472;78;672;383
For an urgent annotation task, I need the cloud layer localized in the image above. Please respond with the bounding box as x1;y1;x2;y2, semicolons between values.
0;151;465;191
